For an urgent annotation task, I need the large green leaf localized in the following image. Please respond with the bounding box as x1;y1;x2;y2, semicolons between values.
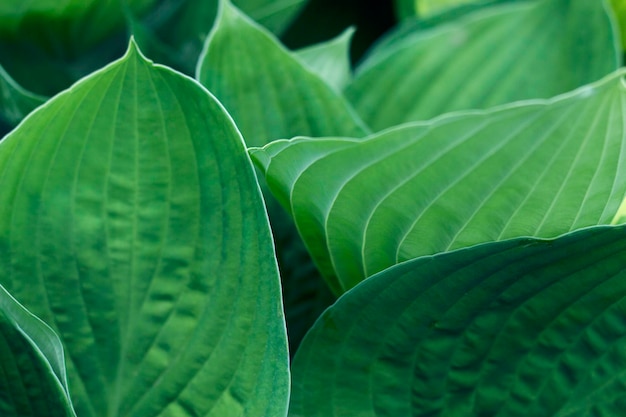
252;70;626;293
0;40;289;417
290;224;626;416
196;0;368;148
347;0;621;131
0;64;47;127
0;284;76;417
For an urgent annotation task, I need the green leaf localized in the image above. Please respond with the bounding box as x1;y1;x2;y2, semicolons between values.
0;284;76;417
290;224;626;416
0;0;154;52
252;70;626;293
611;0;626;51
294;27;355;92
0;64;47;127
0;40;289;417
196;0;369;148
347;0;621;131
232;0;308;34
130;0;220;76
395;0;479;19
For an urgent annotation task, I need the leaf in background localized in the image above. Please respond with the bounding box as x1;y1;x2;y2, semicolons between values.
0;0;156;96
196;0;368;147
233;0;308;34
0;284;76;417
0;40;289;417
294;27;355;92
347;0;621;131
395;0;478;19
290;224;626;417
129;0;219;76
0;64;47;128
252;70;626;293
611;0;626;51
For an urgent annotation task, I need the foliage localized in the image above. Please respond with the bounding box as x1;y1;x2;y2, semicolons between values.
0;0;625;416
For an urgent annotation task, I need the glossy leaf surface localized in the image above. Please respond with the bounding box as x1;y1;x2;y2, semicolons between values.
0;41;289;417
252;70;626;292
348;0;621;130
0;284;75;417
291;224;626;416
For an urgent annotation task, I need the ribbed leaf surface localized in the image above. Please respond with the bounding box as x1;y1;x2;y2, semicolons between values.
252;70;626;292
0;41;288;417
290;224;626;416
0;285;75;417
196;0;368;147
347;0;621;131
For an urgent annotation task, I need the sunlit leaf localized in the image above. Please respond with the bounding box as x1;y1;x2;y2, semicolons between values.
252;70;626;292
290;224;626;416
294;27;354;91
0;284;76;417
348;0;621;131
0;40;289;417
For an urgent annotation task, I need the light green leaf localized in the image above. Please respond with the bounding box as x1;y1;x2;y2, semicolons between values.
347;0;621;131
0;284;76;417
395;0;479;18
294;27;354;91
0;64;47;127
611;0;626;51
252;70;626;293
290;224;626;416
233;0;308;34
196;0;369;148
0;40;289;417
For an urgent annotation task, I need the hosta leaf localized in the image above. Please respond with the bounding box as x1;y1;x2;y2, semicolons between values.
290;224;626;417
252;70;626;293
233;0;308;34
0;64;46;127
196;0;368;148
0;284;76;417
395;0;478;19
347;0;621;131
0;40;289;417
130;0;219;76
611;0;626;51
294;27;354;91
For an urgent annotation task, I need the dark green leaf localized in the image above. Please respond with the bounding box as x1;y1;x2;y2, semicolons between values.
0;40;289;417
0;284;76;417
347;0;621;130
291;224;626;416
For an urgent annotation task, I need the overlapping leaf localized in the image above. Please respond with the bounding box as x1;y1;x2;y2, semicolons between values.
347;0;621;131
0;285;76;417
0;40;289;417
196;0;368;148
290;224;626;416
252;70;626;293
0;65;46;127
294;27;355;92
